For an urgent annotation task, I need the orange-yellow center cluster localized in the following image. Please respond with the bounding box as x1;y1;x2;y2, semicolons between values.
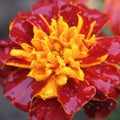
6;15;107;100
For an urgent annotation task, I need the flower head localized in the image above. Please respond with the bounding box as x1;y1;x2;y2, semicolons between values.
0;0;120;120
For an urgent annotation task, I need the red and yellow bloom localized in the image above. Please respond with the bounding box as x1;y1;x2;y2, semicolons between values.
0;0;120;120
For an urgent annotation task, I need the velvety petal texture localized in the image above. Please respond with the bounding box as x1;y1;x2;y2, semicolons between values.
84;63;120;99
57;79;96;114
29;98;71;120
84;98;117;119
3;69;46;111
0;40;15;64
0;40;18;83
0;0;120;120
10;17;33;44
98;37;120;64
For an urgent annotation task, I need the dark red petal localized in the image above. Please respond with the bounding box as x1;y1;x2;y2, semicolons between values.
0;40;12;46
3;69;45;111
0;40;11;65
0;66;17;85
60;4;108;37
98;37;120;64
115;82;120;99
60;4;107;34
57;79;96;115
79;5;108;36
27;14;50;34
6;57;30;67
60;4;83;27
84;63;120;99
60;4;89;32
84;98;117;119
0;40;19;62
116;81;120;90
10;16;33;44
29;98;72;120
82;5;108;35
93;90;107;101
0;40;18;84
81;43;108;66
32;1;58;23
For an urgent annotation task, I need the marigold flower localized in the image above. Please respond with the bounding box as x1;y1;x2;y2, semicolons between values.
0;0;120;120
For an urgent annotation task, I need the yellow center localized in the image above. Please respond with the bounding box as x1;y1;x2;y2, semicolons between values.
6;15;108;100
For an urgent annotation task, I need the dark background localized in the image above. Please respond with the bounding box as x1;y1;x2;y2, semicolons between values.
0;0;36;40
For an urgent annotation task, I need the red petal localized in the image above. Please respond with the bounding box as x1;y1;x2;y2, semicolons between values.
57;79;96;114
60;4;83;27
0;40;16;65
59;4;93;37
81;43;108;66
3;69;45;111
0;66;17;85
10;16;33;44
98;37;120;64
84;63;120;99
32;1;58;23
60;4;108;37
0;40;18;84
76;5;108;36
93;91;107;101
82;5;108;35
29;98;72;120
27;14;50;34
6;57;30;67
84;98;117;119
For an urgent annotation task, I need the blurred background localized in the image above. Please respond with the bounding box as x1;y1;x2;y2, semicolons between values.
0;0;36;40
0;0;120;120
